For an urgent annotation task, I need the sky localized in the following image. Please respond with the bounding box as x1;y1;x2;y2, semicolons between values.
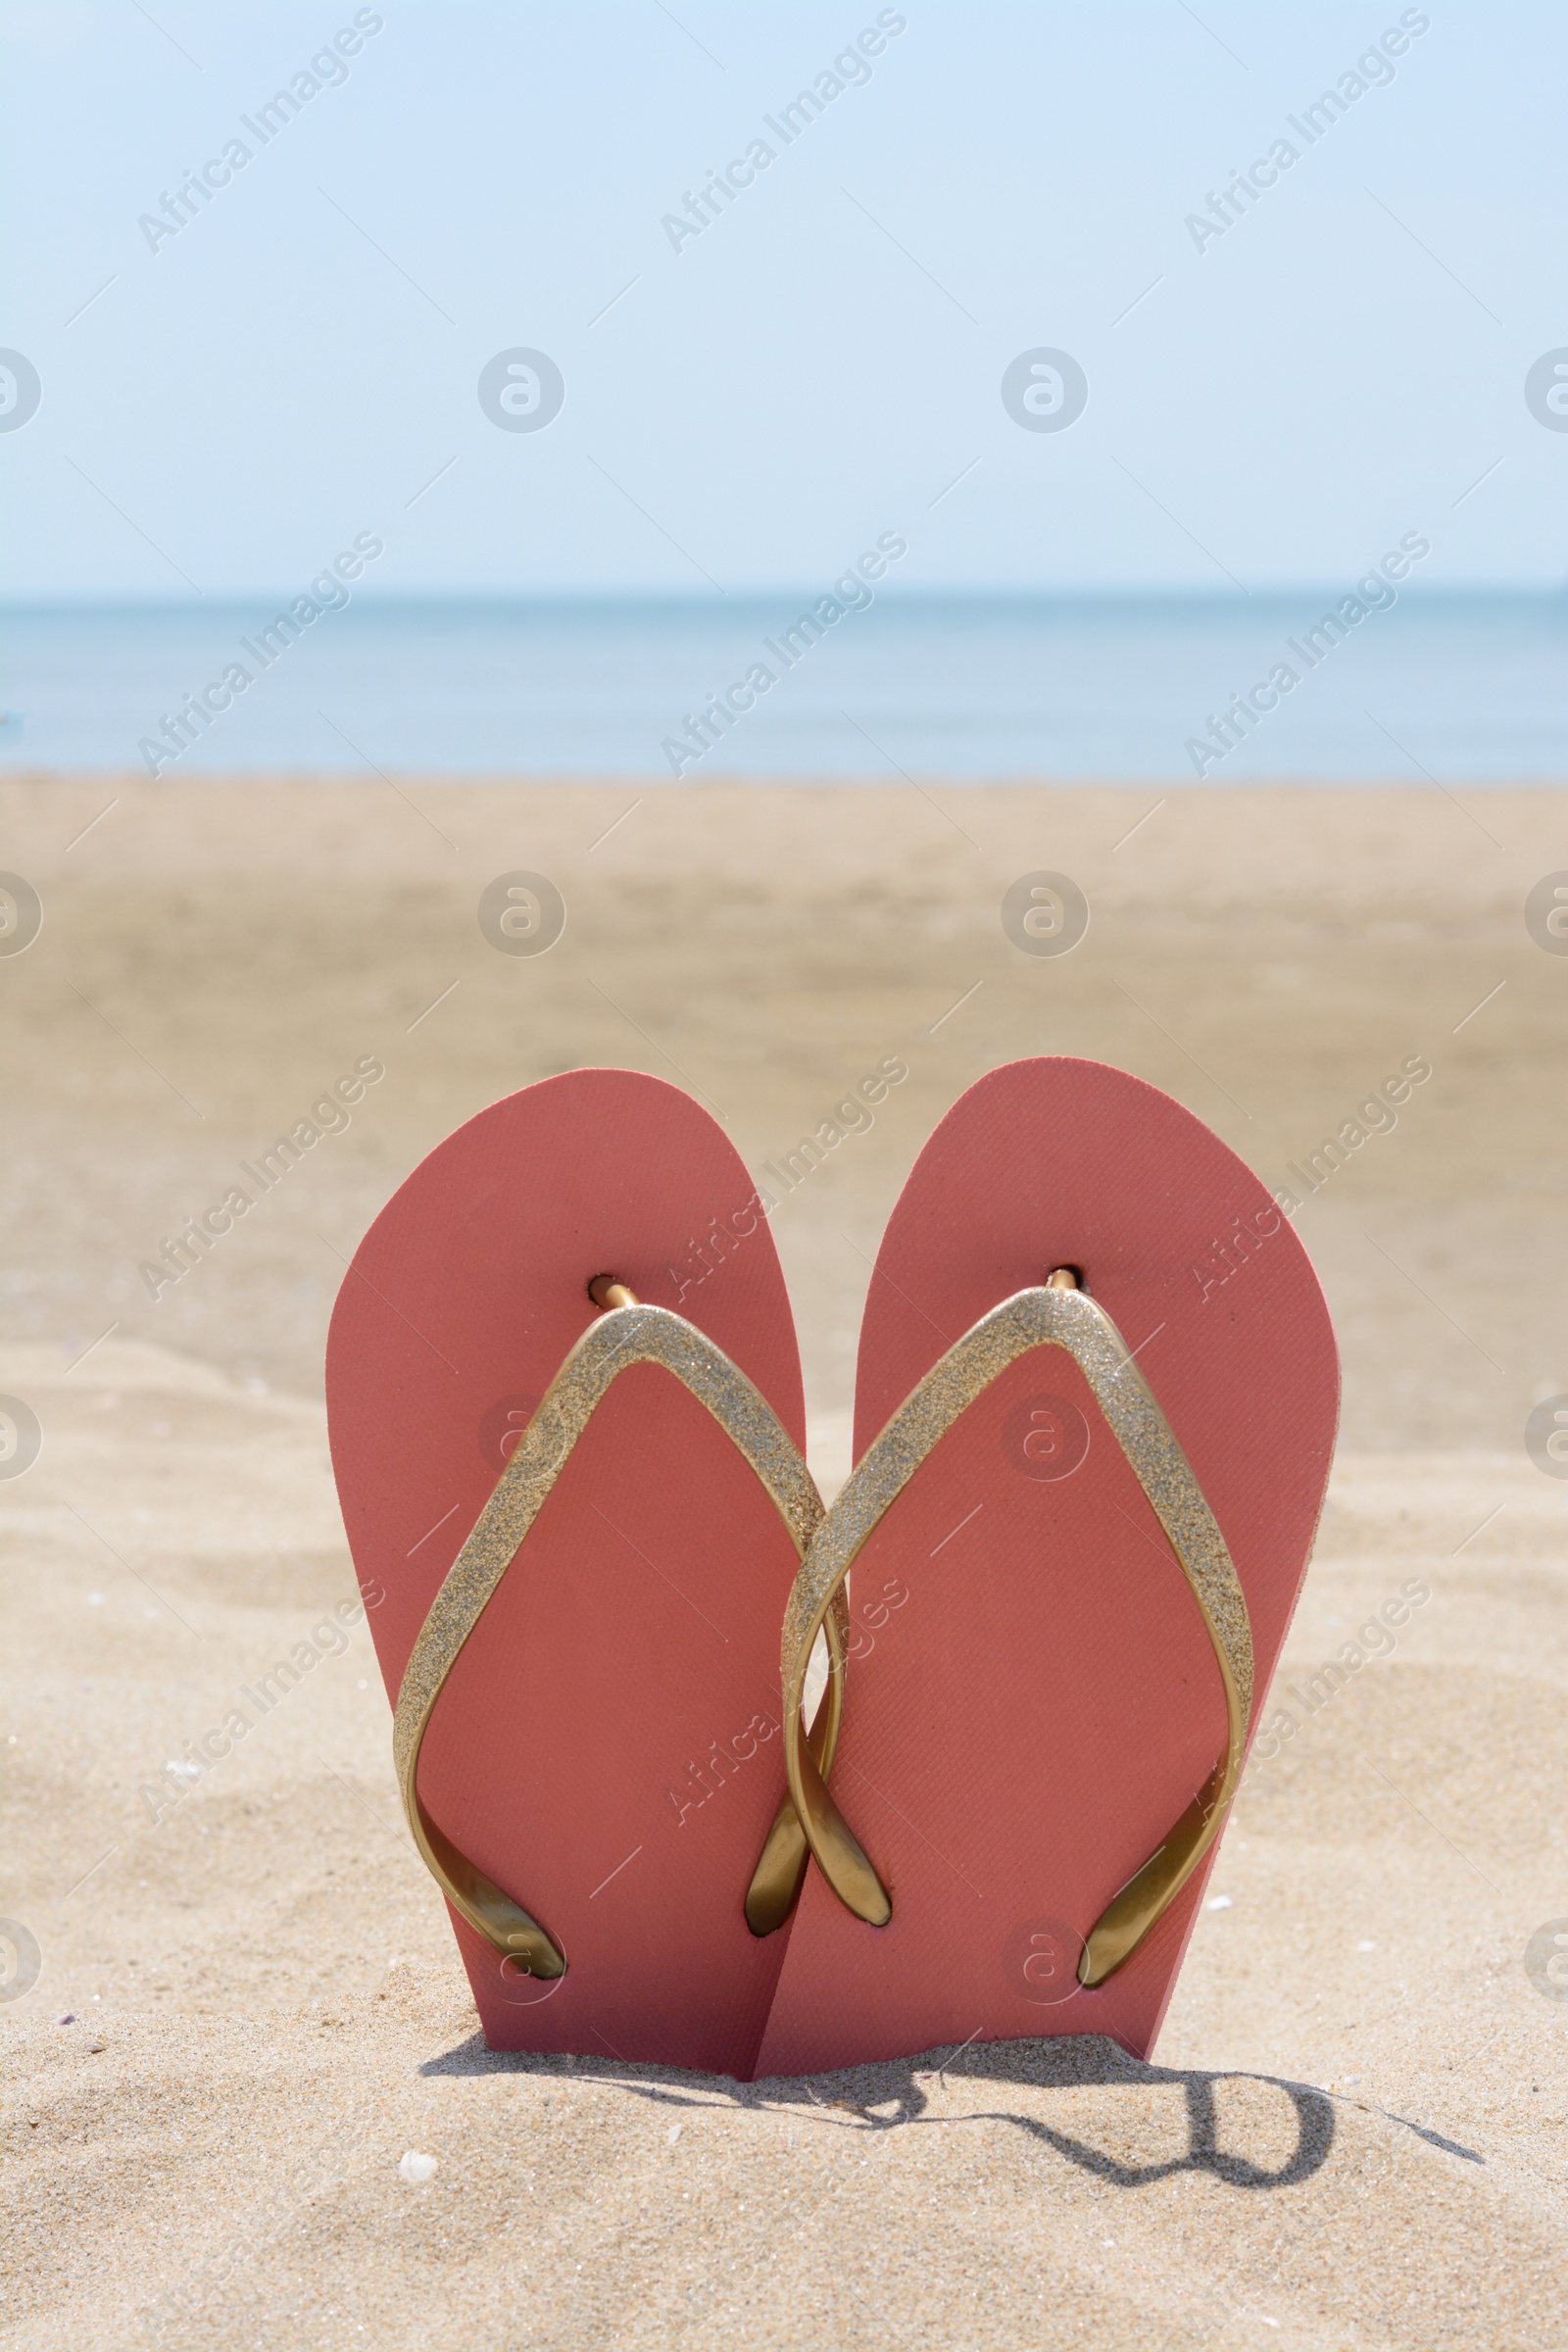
2;0;1564;601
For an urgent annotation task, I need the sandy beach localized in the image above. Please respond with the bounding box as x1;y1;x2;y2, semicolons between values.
4;777;1567;2349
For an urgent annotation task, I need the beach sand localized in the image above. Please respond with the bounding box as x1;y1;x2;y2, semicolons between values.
4;778;1567;2348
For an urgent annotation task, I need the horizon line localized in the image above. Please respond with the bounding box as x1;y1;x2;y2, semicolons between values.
2;581;1564;613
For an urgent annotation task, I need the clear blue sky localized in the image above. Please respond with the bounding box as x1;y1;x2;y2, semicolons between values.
3;0;1563;600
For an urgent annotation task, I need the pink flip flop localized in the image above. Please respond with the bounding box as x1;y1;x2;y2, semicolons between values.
325;1069;837;2079
755;1055;1339;2076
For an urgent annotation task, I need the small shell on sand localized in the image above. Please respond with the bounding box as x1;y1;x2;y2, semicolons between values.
398;2152;439;2183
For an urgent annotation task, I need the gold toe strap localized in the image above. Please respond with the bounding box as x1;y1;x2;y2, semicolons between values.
742;1618;847;1936
779;1280;1253;1987
392;1299;834;1976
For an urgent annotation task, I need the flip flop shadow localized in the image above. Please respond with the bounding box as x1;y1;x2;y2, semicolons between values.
419;2030;1352;2189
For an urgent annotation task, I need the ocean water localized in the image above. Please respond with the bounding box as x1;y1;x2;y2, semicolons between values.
1;590;1562;781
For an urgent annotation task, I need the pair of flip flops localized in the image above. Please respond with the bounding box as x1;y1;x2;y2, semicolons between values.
326;1058;1337;2082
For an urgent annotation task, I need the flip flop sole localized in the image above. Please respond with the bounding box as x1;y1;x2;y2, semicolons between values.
756;1055;1338;2076
326;1069;808;2077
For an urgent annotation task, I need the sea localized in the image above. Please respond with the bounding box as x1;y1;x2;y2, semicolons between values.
1;590;1562;781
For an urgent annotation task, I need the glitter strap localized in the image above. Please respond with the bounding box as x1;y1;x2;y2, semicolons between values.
778;1283;1253;1986
392;1302;836;1979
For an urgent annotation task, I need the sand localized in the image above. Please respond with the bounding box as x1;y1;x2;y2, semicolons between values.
3;777;1567;2348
